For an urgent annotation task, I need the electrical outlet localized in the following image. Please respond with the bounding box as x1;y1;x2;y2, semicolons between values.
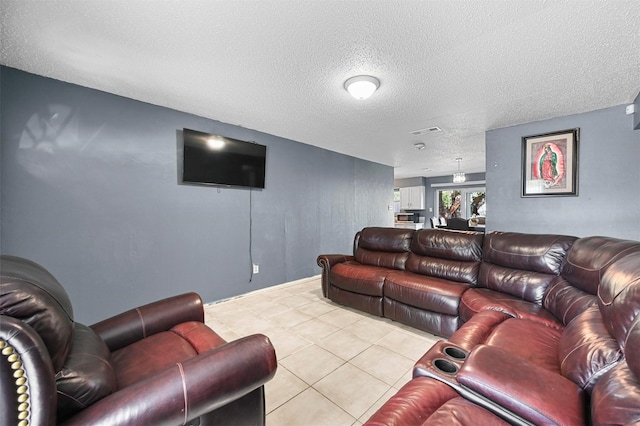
253;264;259;274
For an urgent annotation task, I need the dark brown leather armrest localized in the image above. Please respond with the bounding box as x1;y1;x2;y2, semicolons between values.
1;316;57;426
62;334;277;426
317;254;353;297
90;292;204;351
457;345;586;426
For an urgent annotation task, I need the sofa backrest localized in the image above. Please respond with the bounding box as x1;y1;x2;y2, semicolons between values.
354;227;414;270
1;255;75;371
478;232;577;304
590;250;640;425
545;236;640;325
598;249;640;349
406;229;484;284
555;242;640;394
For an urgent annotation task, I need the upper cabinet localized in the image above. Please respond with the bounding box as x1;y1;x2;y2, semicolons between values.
399;186;425;210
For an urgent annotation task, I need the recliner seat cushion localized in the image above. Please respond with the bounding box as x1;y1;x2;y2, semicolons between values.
483;318;563;373
460;287;561;327
385;271;469;315
111;321;226;389
330;262;389;296
365;377;510;426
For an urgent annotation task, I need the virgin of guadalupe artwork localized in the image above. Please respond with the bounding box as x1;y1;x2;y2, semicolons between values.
521;128;578;197
533;142;565;189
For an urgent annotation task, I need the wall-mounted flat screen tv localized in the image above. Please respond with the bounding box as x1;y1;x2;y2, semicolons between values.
182;128;266;189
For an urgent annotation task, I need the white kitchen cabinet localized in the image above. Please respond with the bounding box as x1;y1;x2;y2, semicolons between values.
399;186;425;210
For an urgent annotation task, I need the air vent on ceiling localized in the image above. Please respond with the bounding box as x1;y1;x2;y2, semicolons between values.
409;126;442;136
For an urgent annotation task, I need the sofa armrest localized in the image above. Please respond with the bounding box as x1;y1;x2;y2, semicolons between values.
447;309;511;351
317;254;354;297
91;292;204;352
1;316;57;426
457;345;586;426
63;333;277;426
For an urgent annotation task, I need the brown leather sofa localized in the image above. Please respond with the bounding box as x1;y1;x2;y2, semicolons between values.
318;228;581;337
0;255;277;426
318;227;640;425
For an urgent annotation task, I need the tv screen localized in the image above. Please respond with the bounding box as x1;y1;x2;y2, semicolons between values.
182;128;266;189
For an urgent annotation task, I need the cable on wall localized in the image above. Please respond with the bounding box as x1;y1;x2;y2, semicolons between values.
249;187;254;282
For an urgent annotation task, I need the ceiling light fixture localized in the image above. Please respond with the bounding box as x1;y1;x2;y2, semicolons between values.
453;158;466;183
413;142;426;150
344;75;380;100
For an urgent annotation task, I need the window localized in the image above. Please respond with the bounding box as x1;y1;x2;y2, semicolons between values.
435;188;486;219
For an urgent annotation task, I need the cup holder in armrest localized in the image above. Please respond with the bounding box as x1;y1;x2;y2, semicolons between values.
432;358;459;375
443;345;468;361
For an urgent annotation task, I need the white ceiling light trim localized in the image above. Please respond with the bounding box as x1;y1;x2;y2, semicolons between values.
344;75;380;100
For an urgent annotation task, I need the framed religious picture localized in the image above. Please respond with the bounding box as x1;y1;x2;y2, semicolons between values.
521;128;579;197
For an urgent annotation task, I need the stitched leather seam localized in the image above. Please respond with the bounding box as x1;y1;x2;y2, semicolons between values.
177;362;188;425
135;308;146;338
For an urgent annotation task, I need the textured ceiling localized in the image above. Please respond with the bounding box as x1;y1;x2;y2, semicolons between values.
2;1;639;179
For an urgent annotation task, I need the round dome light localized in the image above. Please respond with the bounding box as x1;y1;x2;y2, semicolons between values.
344;75;380;100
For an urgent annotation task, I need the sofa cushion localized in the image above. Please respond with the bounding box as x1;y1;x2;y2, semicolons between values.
477;263;559;305
354;228;412;269
447;309;511;351
410;229;484;262
590;360;640;426
457;345;587;426
590;314;640;425
357;227;414;253
385;271;469;315
111;322;226;389
562;236;640;295
598;251;640;348
56;323;116;421
330;261;389;296
482;232;576;275
558;305;622;392
365;377;510;426
460;287;562;327
544;277;597;325
424;397;512;425
483;318;563;373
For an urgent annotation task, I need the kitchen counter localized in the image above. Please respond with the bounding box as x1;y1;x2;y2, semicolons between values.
394;222;424;230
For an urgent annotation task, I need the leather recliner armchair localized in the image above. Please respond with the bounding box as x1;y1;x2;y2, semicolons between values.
0;255;277;426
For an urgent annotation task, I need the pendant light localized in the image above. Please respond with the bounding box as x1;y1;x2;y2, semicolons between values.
453;158;466;183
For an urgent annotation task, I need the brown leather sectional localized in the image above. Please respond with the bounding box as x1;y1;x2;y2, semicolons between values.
317;227;640;425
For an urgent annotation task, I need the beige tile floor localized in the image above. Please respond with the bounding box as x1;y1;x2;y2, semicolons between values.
204;276;441;426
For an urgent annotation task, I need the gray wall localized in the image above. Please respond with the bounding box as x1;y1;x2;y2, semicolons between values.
486;104;640;240
1;67;394;323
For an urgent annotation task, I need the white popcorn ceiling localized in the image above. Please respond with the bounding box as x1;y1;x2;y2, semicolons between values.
2;1;639;179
